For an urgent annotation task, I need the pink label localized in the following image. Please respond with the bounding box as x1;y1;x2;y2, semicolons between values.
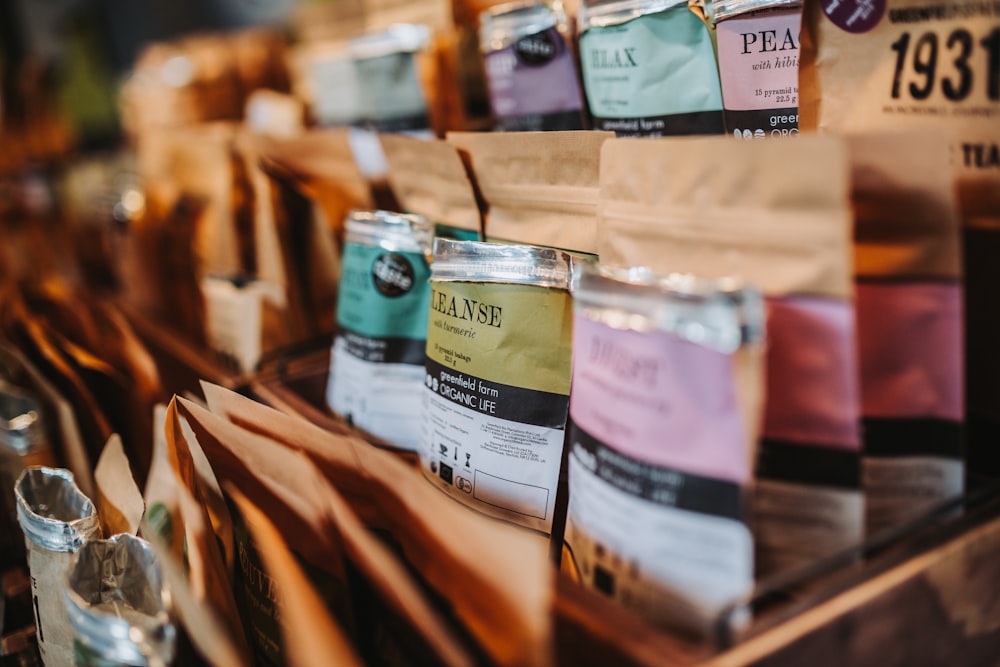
856;282;963;420
764;296;861;449
716;9;801;112
569;315;750;484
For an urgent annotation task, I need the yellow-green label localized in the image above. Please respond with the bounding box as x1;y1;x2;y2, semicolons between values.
427;281;572;395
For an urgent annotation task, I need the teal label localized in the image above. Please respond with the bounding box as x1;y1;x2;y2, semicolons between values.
580;7;725;136
337;242;431;351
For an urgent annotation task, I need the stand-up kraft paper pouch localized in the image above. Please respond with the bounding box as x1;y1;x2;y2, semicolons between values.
800;0;1000;476
448;131;612;254
598;135;861;577
380;134;484;240
849;132;964;535
15;467;101;667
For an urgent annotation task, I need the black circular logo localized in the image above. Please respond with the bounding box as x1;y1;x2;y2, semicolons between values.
515;30;558;66
372;252;415;297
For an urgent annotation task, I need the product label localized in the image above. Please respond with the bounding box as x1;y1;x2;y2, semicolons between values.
562;316;752;631
754;296;863;576
422;281;572;533
580;7;725;136
484;27;587;131
753;478;864;575
356;52;431;132
232;515;284;667
856;281;964;533
716;8;802;137
27;544;76;667
327;242;431;451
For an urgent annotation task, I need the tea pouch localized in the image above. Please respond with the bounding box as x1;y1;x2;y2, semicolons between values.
423;240;574;533
176;396;479;667
799;0;1000;475
15;467;101;666
380;133;484;241
848;132;964;535
250;130;374;341
561;265;764;636
227;489;364;667
200;382;552;667
578;0;725;136
711;0;802;138
0;344;93;498
598;136;861;577
64;534;176;667
448;131;612;254
479;0;588;132
326;211;434;451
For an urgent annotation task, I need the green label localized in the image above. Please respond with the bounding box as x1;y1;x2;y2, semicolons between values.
426;281;572;395
580;7;724;135
337;242;431;341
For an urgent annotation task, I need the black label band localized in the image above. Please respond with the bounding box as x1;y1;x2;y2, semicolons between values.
495;109;587;132
862;417;964;459
338;330;426;365
569;421;745;522
723;106;799;137
592;110;725;137
425;357;570;428
757;439;862;490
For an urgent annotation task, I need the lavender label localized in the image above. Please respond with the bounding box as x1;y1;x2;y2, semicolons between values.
484;27;587;131
716;7;802;138
563;315;752;633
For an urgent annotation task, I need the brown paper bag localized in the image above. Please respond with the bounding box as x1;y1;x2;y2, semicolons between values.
201;382;553;667
176;396;479;666
380;133;483;239
94;434;144;536
448;131;613;254
800;0;1000;476
249;130;373;340
598;135;860;578
228;487;364;667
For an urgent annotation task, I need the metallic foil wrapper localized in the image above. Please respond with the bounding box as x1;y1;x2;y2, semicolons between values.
15;468;98;554
432;238;574;289
572;264;764;352
345;209;434;257
16;467;100;667
65;534;175;667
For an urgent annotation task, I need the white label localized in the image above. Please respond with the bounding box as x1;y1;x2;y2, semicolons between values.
564;454;753;633
327;337;424;451
421;387;563;533
202;278;278;375
753;480;864;576
864;456;963;536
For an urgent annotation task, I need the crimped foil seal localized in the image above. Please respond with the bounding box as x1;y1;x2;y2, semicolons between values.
572;264;764;353
579;0;688;31
16;467;100;552
65;534;176;666
711;0;800;23
432;238;574;289
345;209;434;256
479;0;564;52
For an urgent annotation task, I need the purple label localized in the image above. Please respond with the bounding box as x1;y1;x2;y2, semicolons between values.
856;282;963;420
484;27;586;131
716;8;801;138
569;314;750;484
763;296;861;450
822;0;886;33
